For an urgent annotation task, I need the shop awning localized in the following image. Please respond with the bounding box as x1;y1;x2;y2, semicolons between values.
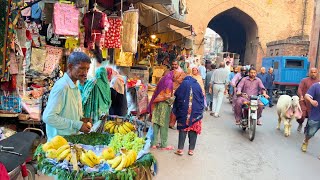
135;2;192;37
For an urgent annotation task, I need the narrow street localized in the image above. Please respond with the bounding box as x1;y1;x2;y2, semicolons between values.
152;98;320;180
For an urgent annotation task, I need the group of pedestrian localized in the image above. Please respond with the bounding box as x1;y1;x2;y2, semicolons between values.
148;58;206;156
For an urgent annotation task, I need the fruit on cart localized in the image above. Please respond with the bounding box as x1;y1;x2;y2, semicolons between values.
56;148;71;161
55;144;70;156
86;150;100;164
50;135;68;149
107;148;138;170
42;135;68;152
79;150;101;168
87;122;92;128
109;132;145;153
45;149;57;159
101;147;116;160
115;154;127;171
107;155;122;169
80;152;95;168
104;120;136;135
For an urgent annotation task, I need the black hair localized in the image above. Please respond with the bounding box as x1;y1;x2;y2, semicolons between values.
211;64;216;69
67;52;91;65
91;47;103;63
249;67;257;72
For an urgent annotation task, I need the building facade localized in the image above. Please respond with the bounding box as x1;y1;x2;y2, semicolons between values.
185;0;314;68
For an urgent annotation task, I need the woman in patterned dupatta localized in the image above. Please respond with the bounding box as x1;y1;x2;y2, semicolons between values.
148;71;175;150
82;67;112;124
173;76;205;156
191;66;205;95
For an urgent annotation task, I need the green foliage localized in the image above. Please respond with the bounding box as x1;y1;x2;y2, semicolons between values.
63;133;113;146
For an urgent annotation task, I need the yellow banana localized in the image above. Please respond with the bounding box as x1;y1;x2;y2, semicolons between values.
109;125;116;134
56;149;71;161
114;125;119;133
124;122;135;131
42;142;54;152
105;122;115;130
86;150;100;165
80;152;95;168
124;153;132;167
55;144;70;157
121;124;132;133
70;148;79;171
118;125;127;135
65;153;71;162
45;149;57;159
108;156;122;169
115;154;127;171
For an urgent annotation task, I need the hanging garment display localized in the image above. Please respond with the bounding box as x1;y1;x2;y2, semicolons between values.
21;0;32;19
30;48;46;73
82;11;109;49
43;3;54;24
121;9;139;53
8;52;19;75
116;51;133;67
0;91;22;113
43;46;63;75
65;37;79;51
104;17;121;48
53;3;79;36
26;22;41;47
31;2;42;22
41;23;66;47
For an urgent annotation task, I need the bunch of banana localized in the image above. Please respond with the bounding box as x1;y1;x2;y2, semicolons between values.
104;121;136;135
45;144;72;162
42;135;68;152
106;148;137;171
80;150;101;168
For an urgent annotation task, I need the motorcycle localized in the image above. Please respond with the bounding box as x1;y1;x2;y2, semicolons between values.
240;95;259;141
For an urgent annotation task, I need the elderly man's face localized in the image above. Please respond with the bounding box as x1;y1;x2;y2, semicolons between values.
68;62;90;82
268;68;274;74
261;68;266;74
309;69;318;79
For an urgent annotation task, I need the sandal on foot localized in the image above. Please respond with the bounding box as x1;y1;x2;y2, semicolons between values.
161;145;174;150
188;150;194;156
174;149;183;156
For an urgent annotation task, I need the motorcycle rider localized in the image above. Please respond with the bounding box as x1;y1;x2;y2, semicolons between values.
234;68;269;125
230;66;248;109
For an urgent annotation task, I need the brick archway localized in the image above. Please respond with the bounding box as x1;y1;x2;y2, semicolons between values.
190;0;265;66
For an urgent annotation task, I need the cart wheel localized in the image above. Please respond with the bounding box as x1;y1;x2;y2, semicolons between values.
26;164;35;180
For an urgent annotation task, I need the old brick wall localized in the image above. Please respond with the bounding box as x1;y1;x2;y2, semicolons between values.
266;38;310;57
185;0;314;68
308;0;320;68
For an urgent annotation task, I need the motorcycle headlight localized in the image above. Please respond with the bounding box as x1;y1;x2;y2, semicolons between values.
251;100;258;106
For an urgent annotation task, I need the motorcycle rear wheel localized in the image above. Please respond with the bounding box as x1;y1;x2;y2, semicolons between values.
248;116;256;141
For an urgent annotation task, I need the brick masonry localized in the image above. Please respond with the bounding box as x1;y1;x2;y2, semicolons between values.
185;0;314;68
308;0;320;68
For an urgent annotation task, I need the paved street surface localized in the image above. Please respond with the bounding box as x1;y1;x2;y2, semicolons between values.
152;98;320;180
34;98;320;180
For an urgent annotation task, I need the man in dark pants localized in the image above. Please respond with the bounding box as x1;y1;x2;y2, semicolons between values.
266;67;275;107
297;68;319;132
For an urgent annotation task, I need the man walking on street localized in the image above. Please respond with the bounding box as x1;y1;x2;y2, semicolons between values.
258;67;275;107
198;61;206;83
205;64;216;111
209;62;229;117
301;82;320;158
297;68;319;132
